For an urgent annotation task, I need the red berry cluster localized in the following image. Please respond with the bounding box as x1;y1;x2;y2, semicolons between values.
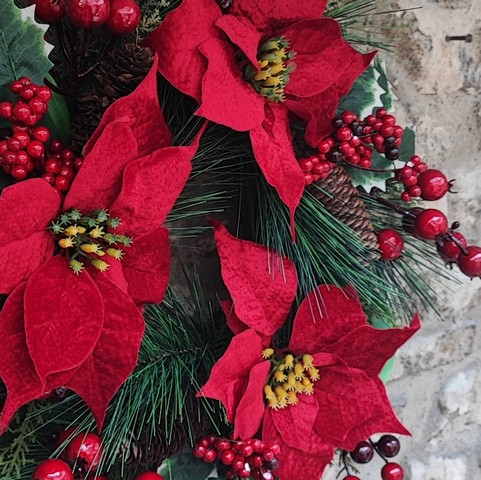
342;435;404;480
298;154;335;186
362;108;403;160
31;0;141;36
396;156;452;203
42;140;83;193
194;436;280;480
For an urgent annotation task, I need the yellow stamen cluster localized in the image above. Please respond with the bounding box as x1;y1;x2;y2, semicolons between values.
245;36;296;103
49;209;132;274
264;351;320;410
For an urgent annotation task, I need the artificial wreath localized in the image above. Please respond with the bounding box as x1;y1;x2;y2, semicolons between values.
0;0;479;480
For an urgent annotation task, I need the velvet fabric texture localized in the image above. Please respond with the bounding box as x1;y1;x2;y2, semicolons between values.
198;223;420;479
145;0;375;232
0;56;202;431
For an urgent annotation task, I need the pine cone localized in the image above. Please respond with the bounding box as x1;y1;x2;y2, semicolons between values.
308;165;379;253
70;43;155;153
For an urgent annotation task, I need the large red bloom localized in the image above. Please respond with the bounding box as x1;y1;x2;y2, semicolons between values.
198;223;420;479
0;56;203;432
145;0;375;230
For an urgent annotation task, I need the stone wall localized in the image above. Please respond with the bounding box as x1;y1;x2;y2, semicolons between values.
325;2;481;479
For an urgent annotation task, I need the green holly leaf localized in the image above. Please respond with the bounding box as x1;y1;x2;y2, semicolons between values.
0;2;52;101
42;75;71;144
399;127;415;163
159;449;215;480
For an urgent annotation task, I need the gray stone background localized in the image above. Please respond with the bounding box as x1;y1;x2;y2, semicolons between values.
326;1;481;479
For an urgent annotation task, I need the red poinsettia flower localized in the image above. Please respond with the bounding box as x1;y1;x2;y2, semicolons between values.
0;56;203;432
198;223;420;479
145;0;375;230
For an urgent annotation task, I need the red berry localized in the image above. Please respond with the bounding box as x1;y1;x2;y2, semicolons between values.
457;246;481;278
20;85;36;100
400;166;413;179
203;448;217;463
377;229;404;260
0;101;13;119
262;450;275;462
7;137;22;152
134;473;164;480
31;0;66;23
250;454;264;467
27;140;45;158
381;462;404;480
220;449;235;465
380;125;394;137
318;138;334;154
239;469;251;478
10;80;25;94
240;444;254;457
343;477;361;480
375;107;387;118
16;151;31;166
65;0;111;29
50;139;63;153
25;114;41;127
13;102;32;122
417;169;449;201
360;157;371;168
382;114;396;127
393;126;404;138
437;232;467;262
350;440;374;463
215;439;232;451
304;173;314;186
12;124;29;133
59;166;75;180
349;136;361;147
298;157;314;172
232;456;245;472
197;436;212;449
410;154;421;164
341;111;357;124
104;0;141;35
414;161;428;173
3;151;17;165
251;438;263;453
337;126;353;141
61;148;76;162
65;432;103;471
408;185;422;197
13;132;31;149
0;140;8;155
33;459;74;480
414;209;449;240
193;446;206;459
377;435;401;457
37;86;53;102
365;114;376;125
11;165;28;181
269;443;280;455
42;172;56;185
29;97;48;115
402;175;418;187
33;126;51;143
45;158;62;173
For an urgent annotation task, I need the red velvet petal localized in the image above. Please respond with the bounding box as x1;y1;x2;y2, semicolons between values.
271;393;319;451
212;221;297;336
262;409;334;480
323;314;421;377
121;226;170;304
215;14;260;69
232;0;327;36
110;123;204;235
282;19;364;97
289;285;366;354
0;283;43;432
313;365;409;450
64;121;138;213
286;50;376;147
0;179;60;293
24;256;104;383
143;0;222;102
66;274;145;430
197;329;264;423
196;38;265;131
249;103;305;237
234;361;270;439
0;232;54;295
83;55;171;156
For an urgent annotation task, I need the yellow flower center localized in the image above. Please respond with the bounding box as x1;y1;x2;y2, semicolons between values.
263;351;320;410
244;36;296;103
49;209;132;274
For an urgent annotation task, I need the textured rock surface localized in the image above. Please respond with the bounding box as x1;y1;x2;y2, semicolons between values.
324;2;481;479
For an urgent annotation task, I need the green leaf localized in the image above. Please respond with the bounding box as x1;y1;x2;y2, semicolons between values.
42;75;70;144
399;127;415;163
337;65;377;116
345;149;392;190
159;449;215;480
0;2;52;101
379;357;396;384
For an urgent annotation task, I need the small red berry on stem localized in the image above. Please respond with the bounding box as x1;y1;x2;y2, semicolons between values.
414;209;449;240
377;229;405;260
134;473;164;480
65;0;111;29
104;0;141;36
417;169;450;201
376;435;401;457
33;459;74;480
65;432;103;471
381;462;404;480
31;0;66;23
437;231;467;262
457;246;481;278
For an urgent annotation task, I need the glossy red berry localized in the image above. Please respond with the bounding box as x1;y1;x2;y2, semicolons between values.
29;97;48;115
134;473;164;480
220;449;235;465
437;232;467;262
33;126;51;143
65;432;103;471
457;246;481;278
350;440;374;463
27;140;45;158
33;459;74;480
377;435;401;457
50;139;64;153
193;446;206;459
381;462;404;480
45;158;62;174
337;126;353;142
11;165;28;181
343;476;361;480
31;0;66;23
37;86;53;102
65;0;110;28
417;169;449;201
414;209;448;240
341;111;357;124
0;101;13;119
104;0;141;35
13;102;32;123
16;151;31;166
377;229;404;261
240;443;254;457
